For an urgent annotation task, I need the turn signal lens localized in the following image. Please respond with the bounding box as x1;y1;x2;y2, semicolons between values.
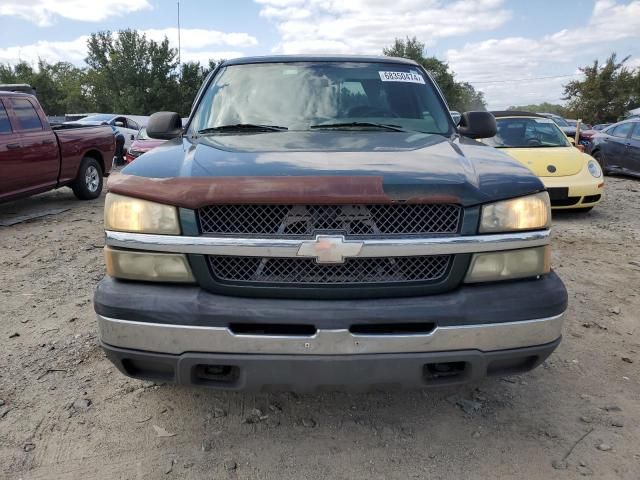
480;192;551;233
104;193;180;234
464;246;551;283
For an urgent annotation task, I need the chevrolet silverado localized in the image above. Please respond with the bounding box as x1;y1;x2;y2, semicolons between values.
95;55;567;391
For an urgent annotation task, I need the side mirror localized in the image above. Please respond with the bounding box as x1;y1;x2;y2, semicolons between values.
457;111;497;139
130;134;135;141
567;137;575;145
114;121;125;127
147;112;183;140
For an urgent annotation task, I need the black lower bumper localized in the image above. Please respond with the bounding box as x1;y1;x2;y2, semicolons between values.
94;272;567;329
102;338;561;392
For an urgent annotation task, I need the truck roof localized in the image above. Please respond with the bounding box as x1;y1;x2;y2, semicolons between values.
222;55;419;67
0;90;36;97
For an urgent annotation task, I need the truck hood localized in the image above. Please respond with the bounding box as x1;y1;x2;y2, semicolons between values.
116;131;544;208
498;147;585;177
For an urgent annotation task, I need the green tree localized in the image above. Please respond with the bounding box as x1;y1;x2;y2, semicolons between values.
0;64;18;83
563;53;637;123
85;29;180;115
383;37;486;112
0;60;89;115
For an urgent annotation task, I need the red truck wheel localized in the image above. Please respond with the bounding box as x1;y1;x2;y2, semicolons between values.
72;157;103;200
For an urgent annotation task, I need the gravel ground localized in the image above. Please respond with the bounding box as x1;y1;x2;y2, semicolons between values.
0;176;639;480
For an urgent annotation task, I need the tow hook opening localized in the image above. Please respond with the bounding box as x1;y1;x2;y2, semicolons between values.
193;364;240;386
423;361;469;383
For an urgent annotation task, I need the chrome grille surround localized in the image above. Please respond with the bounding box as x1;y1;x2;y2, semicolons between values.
207;255;452;285
105;228;551;295
197;204;462;236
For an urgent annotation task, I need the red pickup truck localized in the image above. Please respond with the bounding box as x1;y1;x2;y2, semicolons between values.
0;91;115;203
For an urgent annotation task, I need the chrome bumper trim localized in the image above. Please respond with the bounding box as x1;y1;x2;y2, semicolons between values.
97;313;564;355
105;229;550;258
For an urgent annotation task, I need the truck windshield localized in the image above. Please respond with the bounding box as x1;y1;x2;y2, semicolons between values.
190;62;453;135
482;117;571;148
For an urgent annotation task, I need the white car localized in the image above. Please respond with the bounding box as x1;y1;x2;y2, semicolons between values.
66;114;144;150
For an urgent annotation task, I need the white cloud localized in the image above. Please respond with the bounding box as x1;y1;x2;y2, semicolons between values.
142;28;258;49
0;0;151;26
0;28;258;67
0;37;90;65
446;0;640;108
255;0;511;54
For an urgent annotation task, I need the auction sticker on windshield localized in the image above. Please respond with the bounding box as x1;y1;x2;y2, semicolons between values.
379;71;425;84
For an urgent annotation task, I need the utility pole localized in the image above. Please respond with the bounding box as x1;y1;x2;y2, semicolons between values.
177;0;182;71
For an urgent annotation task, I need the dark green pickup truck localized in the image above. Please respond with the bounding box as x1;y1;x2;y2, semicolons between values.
94;55;567;391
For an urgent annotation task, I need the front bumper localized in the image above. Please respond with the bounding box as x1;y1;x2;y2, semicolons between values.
543;174;604;209
95;273;567;390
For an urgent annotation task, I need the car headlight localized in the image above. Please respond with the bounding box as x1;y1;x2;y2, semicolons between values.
479;192;551;233
104;247;195;283
104;193;180;234
587;159;602;178
465;246;550;283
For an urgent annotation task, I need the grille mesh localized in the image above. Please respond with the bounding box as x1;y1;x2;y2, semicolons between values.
198;204;461;236
207;255;452;285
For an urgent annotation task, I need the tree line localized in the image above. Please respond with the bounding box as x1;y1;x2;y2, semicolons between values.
1;30;637;123
0;30;487;117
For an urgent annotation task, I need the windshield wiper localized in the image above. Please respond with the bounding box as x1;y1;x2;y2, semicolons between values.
309;122;406;132
198;124;288;134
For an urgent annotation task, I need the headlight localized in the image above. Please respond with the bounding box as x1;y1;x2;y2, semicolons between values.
104;247;195;283
587;159;602;178
465;246;550;283
104;193;180;234
480;192;551;233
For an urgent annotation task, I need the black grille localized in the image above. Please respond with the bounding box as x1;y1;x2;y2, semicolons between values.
207;255;452;285
583;194;601;204
551;197;580;207
198;204;461;237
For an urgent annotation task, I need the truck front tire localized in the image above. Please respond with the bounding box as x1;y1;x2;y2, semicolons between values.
72;157;103;200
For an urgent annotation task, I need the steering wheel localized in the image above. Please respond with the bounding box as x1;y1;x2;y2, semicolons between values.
527;138;542;146
347;105;398;118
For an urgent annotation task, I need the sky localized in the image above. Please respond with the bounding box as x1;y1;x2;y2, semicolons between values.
0;0;639;109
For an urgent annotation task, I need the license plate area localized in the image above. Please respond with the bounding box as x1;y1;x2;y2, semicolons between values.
547;187;569;201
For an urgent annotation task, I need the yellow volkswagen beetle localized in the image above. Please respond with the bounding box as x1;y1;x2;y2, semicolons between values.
483;111;604;211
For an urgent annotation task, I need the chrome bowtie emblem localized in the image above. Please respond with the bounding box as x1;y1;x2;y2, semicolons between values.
297;235;364;264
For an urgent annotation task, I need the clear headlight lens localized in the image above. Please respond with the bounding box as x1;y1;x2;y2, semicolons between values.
104;193;180;234
587;159;602;178
465;246;550;283
104;247;195;283
480;192;551;233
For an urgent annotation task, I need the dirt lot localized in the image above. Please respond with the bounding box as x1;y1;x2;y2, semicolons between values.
1;177;639;480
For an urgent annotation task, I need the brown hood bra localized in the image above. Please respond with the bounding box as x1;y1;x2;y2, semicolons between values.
107;174;399;209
